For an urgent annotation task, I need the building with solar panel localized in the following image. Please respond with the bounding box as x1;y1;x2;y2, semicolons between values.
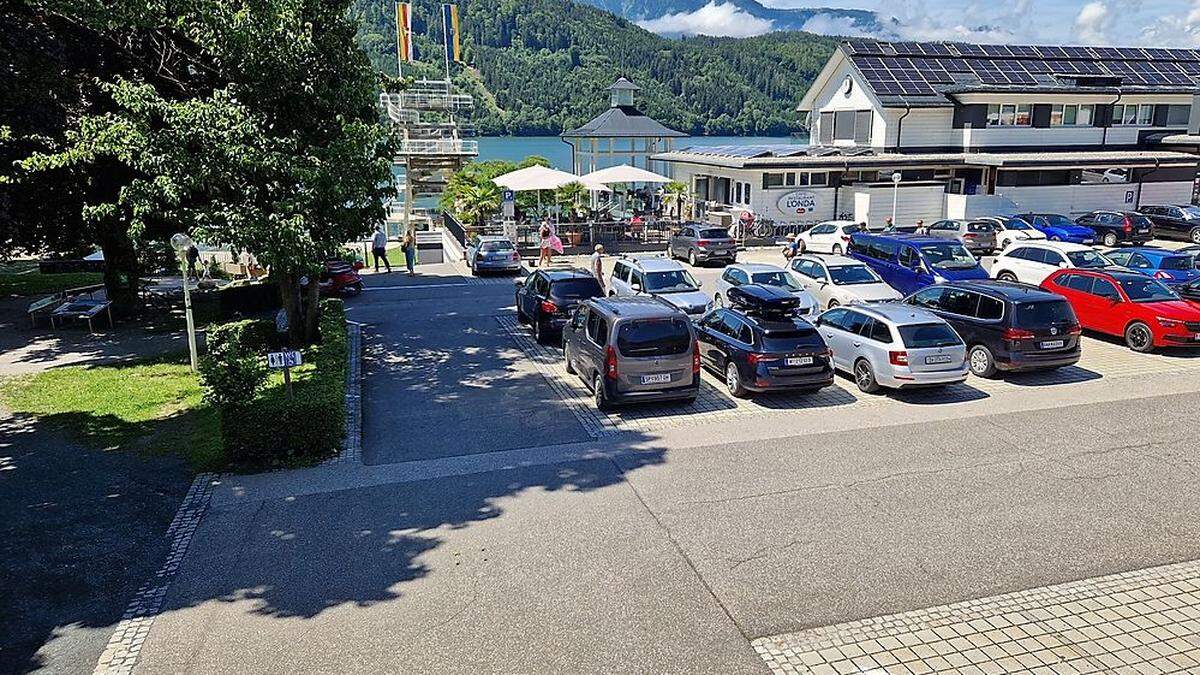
654;39;1200;231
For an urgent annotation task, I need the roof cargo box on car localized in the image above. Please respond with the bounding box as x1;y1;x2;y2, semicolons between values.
727;284;800;316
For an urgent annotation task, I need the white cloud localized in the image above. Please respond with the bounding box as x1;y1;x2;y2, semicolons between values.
799;14;876;37
1074;1;1112;42
1140;0;1200;46
636;2;775;38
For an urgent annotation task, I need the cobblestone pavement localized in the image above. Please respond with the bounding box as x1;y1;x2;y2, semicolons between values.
754;559;1200;675
497;312;1200;437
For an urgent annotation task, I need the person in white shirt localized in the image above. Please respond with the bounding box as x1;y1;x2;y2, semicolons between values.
590;244;605;291
371;226;391;273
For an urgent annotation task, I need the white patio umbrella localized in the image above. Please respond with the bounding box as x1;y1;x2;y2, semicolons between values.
579;164;672;185
492;165;608;222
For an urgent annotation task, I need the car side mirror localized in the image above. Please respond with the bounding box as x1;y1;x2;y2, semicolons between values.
630;282;643;293
514;277;525;286
1058;262;1069;269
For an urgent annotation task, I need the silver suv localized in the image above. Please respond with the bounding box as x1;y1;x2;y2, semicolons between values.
563;297;700;410
609;256;712;318
814;303;968;393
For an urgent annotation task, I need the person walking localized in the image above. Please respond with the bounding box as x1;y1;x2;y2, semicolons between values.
185;244;200;280
590;244;606;292
915;219;927;235
402;231;416;276
371;226;391;273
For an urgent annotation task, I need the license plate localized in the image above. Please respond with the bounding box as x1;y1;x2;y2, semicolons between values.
925;354;953;364
1083;239;1094;244
1041;340;1065;349
1138;228;1151;233
786;357;814;367
641;373;671;385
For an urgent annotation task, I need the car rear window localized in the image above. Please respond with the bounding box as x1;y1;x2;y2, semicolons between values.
899;323;961;348
480;241;514;251
967;222;994;232
551;278;603;300
1161;256;1194;271
760;326;818;352
617;318;692;357
1129;214;1153;228
1015;300;1075;326
698;228;730;239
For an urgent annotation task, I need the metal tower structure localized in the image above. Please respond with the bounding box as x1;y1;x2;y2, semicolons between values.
380;78;478;238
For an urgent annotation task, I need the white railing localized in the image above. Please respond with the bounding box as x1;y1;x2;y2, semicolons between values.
379;91;474;114
396;138;479;155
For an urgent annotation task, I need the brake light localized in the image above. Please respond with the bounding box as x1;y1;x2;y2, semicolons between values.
964;233;978;239
889;351;909;366
605;346;618;380
747;353;764;366
697;239;710;247
692;342;701;374
1123;217;1133;233
541;300;559;314
1066;323;1082;335
841;235;851;242
1154;271;1172;280
1003;327;1036;340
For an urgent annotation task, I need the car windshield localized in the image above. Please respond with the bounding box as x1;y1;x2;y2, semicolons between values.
919;242;978;270
617;318;692;357
760;326;819;352
1004;218;1033;231
1066;250;1113;268
828;264;880;285
1182;206;1200;220
751;271;803;291
480;241;514;252
1119;277;1178;302
1032;215;1076;228
1160;256;1194;271
899;323;962;348
1015;300;1076;326
645;269;700;293
551;278;603;300
698;228;729;239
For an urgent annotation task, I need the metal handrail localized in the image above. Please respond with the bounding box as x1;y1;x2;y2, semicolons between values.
396;139;479;155
379;91;474;113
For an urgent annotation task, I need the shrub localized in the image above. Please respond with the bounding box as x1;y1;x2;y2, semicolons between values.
198;319;274;408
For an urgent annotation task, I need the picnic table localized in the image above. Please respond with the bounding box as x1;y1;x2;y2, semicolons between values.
50;298;114;333
27;284;105;328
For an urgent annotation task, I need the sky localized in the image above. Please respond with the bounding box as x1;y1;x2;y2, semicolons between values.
637;0;1200;47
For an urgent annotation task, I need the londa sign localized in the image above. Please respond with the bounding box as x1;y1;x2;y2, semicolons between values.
777;190;818;216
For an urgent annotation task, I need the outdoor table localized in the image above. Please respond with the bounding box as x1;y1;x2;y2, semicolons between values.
50;298;114;333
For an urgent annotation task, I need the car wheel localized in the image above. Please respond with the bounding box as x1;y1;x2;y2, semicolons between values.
688;249;698;267
1103;232;1118;247
564;344;576;374
1050;235;1062;242
1124;321;1155;353
533;318;548;344
827;299;840;309
969;344;998;378
1191;227;1200;245
516;298;528;324
996;271;1018;283
853;358;881;394
832;244;843;255
725;361;748;398
593;374;611;411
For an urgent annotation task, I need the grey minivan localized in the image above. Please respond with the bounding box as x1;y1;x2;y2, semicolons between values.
563;297;700;410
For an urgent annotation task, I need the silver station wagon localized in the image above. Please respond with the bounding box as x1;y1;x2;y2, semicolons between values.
563;296;700;410
814;303;968;393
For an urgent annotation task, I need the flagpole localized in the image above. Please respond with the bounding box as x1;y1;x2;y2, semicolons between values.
441;4;452;86
395;2;404;79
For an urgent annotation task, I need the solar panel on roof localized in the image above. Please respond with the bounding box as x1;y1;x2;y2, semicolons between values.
1008;45;1038;57
1117;47;1149;59
956;43;986;56
890;42;923;55
1091;47;1122;59
1022;59;1052;74
981;44;1013;57
941;58;970;72
1143;48;1173;60
1035;46;1068;59
920;42;952;56
1061;46;1093;59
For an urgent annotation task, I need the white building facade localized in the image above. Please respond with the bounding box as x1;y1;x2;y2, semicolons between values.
655;40;1200;231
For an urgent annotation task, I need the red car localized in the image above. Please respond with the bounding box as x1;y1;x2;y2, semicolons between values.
1041;269;1200;352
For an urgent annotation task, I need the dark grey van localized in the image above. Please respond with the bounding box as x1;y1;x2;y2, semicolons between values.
562;297;700;410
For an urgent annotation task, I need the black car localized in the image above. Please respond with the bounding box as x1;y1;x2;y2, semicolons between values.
1138;205;1200;245
1074;210;1155;247
1177;278;1200;303
515;267;605;343
904;280;1081;378
696;284;833;397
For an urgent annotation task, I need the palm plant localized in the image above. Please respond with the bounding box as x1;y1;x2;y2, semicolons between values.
664;181;688;220
555;181;587;221
457;183;501;228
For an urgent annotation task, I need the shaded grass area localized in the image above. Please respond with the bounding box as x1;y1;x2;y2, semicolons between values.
0;356;223;472
0;261;103;297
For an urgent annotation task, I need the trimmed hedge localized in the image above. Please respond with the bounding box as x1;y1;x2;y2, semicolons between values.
203;299;348;469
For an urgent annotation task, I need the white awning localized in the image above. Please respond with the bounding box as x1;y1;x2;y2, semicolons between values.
580;164;673;185
492;165;610;192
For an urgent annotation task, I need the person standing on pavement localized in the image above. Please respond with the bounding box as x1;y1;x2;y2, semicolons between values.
185;244;200;279
590;244;606;291
371;226;391;273
882;216;894;232
915;219;927;235
402;231;417;276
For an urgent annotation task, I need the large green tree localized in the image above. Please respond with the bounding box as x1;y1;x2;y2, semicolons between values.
2;0;394;342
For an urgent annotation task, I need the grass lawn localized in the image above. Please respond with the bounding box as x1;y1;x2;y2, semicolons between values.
0;261;103;297
0;356;224;472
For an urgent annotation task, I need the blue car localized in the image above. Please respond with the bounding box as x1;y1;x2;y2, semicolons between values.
1017;213;1098;244
848;233;990;296
1103;247;1200;286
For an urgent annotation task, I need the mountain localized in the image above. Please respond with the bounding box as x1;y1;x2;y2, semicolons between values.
577;0;887;37
351;0;838;136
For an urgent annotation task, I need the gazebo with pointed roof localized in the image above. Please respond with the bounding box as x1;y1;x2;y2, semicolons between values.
561;77;686;178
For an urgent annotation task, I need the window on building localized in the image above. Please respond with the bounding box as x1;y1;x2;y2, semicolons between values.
819;112;834;145
987;104;1033;127
1137;104;1154;125
810;172;828;186
1050;104;1095;126
833;110;856;141
1113;103;1155;126
1166;104;1191;126
763;173;785;189
854;110;873;144
785;172;796;187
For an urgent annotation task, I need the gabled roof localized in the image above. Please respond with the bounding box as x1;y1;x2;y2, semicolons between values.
828;39;1200;108
608;77;640;92
562;105;686;139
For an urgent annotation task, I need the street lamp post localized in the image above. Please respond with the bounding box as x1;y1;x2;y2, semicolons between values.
170;233;199;372
891;171;902;227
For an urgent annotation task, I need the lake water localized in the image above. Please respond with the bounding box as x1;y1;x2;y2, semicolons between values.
476;135;810;170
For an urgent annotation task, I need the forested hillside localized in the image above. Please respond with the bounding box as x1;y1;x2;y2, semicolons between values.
350;0;837;135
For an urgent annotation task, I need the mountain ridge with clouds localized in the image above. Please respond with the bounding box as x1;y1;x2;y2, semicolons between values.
576;0;889;37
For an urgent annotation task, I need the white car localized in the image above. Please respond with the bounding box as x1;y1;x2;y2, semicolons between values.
797;220;868;255
975;216;1048;251
609;256;712;318
990;241;1117;286
713;263;817;316
787;254;902;309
